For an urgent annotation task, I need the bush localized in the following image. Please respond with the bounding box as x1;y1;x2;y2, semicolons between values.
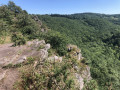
11;33;26;46
22;26;33;35
26;57;35;64
83;80;98;90
45;31;68;56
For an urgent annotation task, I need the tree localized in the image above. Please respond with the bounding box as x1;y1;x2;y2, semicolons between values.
8;1;22;16
0;5;10;19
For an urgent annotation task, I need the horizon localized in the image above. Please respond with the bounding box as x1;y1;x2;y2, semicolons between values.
0;0;120;15
41;12;120;16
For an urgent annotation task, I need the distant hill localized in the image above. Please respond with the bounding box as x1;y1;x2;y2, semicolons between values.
50;13;120;25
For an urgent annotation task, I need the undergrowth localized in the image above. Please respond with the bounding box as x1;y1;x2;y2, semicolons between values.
14;58;81;90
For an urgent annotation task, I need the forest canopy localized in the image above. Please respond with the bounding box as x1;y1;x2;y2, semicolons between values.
37;13;120;89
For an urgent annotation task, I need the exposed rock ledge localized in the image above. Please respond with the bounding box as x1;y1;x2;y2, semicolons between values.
67;44;92;90
0;40;91;90
0;39;50;90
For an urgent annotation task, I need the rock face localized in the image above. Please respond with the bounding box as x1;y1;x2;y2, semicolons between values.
14;56;27;65
0;40;91;90
67;44;83;60
75;73;84;90
48;55;62;62
39;49;48;60
0;68;7;81
27;39;50;61
31;39;46;49
44;44;51;50
0;40;51;90
32;15;42;26
74;66;92;90
67;44;91;90
80;66;91;81
0;39;51;66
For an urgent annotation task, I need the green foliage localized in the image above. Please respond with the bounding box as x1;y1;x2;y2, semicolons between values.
83;80;98;90
0;5;11;19
0;1;43;43
11;33;26;46
26;57;35;64
45;31;68;56
38;13;120;89
37;45;45;51
104;32;120;47
47;59;74;89
8;1;22;14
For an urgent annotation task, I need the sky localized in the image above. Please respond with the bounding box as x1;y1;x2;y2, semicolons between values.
0;0;120;14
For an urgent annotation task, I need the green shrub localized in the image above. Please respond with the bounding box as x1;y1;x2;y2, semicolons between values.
26;57;35;64
83;80;98;90
45;31;68;56
11;33;26;46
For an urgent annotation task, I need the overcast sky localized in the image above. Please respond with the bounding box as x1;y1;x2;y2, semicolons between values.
0;0;120;14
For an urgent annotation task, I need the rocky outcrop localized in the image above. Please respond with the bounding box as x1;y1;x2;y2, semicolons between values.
0;40;91;90
0;39;51;90
67;44;91;90
0;39;50;66
32;15;42;26
80;66;91;81
0;68;7;81
67;44;83;60
32;15;48;32
39;49;48;60
20;39;50;62
75;73;84;90
48;55;62;62
14;56;27;65
74;66;92;90
47;44;91;90
44;44;51;50
30;39;50;61
31;39;45;49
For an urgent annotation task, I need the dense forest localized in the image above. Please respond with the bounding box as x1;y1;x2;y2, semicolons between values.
37;14;120;89
1;1;120;90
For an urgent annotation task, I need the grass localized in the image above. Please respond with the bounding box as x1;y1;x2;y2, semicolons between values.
0;36;11;44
